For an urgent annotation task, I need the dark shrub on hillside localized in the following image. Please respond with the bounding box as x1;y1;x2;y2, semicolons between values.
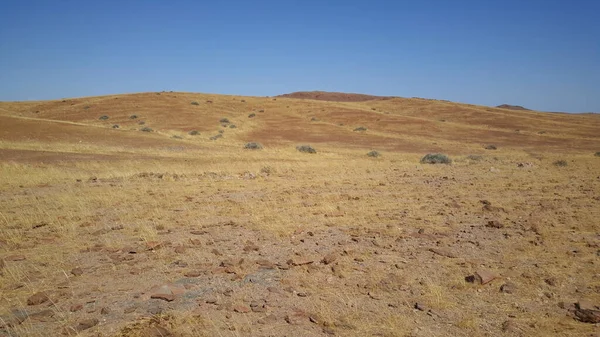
191;101;200;105
112;125;119;129
258;109;265;113
218;130;224;134
172;135;183;139
421;153;452;164
130;115;138;119
209;134;223;141
553;160;568;167
220;118;230;123
99;115;109;120
141;127;153;132
138;121;146;125
595;152;600;157
354;126;367;132
229;124;237;129
367;150;380;158
244;142;263;150
311;117;319;121
485;144;497;150
241;99;246;103
248;113;256;118
83;105;91;110
188;130;200;135
296;145;316;154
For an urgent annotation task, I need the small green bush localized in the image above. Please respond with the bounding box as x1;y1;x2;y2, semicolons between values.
210;134;223;141
130;115;138;119
141;127;153;132
220;118;230;124
367;150;380;158
595;152;600;157
229;124;237;129
248;113;256;118
99;115;109;120
218;130;224;134
188;130;200;135
296;145;316;154
485;144;497;150
244;142;263;150
421;153;452;164
258;109;265;113
171;135;183;139
553;160;568;167
354;126;368;132
191;101;200;105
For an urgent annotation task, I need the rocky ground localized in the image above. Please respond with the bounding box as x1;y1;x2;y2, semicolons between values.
1;153;599;337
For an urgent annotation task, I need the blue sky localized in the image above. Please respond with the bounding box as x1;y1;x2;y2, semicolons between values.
0;0;598;112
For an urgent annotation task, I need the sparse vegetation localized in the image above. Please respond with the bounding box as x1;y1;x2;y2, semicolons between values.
244;142;263;150
99;115;109;120
354;126;368;132
296;145;316;154
467;155;483;161
421;153;452;164
130;115;138;119
83;105;90;110
190;101;199;105
553;159;568;167
229;124;237;129
311;117;319;121
112;125;119;129
209;134;223;140
595;152;600;157
138;121;145;125
218;130;224;134
140;127;153;132
258;109;265;113
485;144;497;150
220;118;230;123
367;150;380;157
171;135;183;139
188;130;199;135
248;113;256;118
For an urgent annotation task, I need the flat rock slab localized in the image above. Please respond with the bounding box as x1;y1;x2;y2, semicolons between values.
429;248;457;258
27;292;49;306
475;269;498;285
148;284;186;301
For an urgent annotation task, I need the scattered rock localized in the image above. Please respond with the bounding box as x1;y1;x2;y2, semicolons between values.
500;283;516;294
544;277;557;287
475;269;498;285
466;270;498;285
414;303;429;312
429;247;457;258
321;252;338;265
70;304;83;312
100;307;111;315
485;220;504;229
146;241;162;250
76;318;99;331
27;292;49;306
285;310;308;325
233;305;251;313
287;257;315;266
149;284;185;302
5;255;26;261
71;267;83;276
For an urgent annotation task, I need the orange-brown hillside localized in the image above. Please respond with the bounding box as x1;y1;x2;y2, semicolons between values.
0;91;598;163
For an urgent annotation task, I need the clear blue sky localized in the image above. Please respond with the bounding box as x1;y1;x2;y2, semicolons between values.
1;0;598;112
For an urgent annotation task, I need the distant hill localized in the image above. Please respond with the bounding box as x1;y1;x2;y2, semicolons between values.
496;104;531;111
277;91;395;102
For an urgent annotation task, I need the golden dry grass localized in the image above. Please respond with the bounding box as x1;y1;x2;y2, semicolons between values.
0;92;599;337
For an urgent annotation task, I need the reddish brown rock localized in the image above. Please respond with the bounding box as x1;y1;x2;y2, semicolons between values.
429;248;457;258
5;255;26;261
27;292;49;306
70;304;83;312
475;269;497;285
71;267;83;276
184;270;203;277
76;318;99;331
321;252;338;265
146;241;162;251
233;305;251;313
